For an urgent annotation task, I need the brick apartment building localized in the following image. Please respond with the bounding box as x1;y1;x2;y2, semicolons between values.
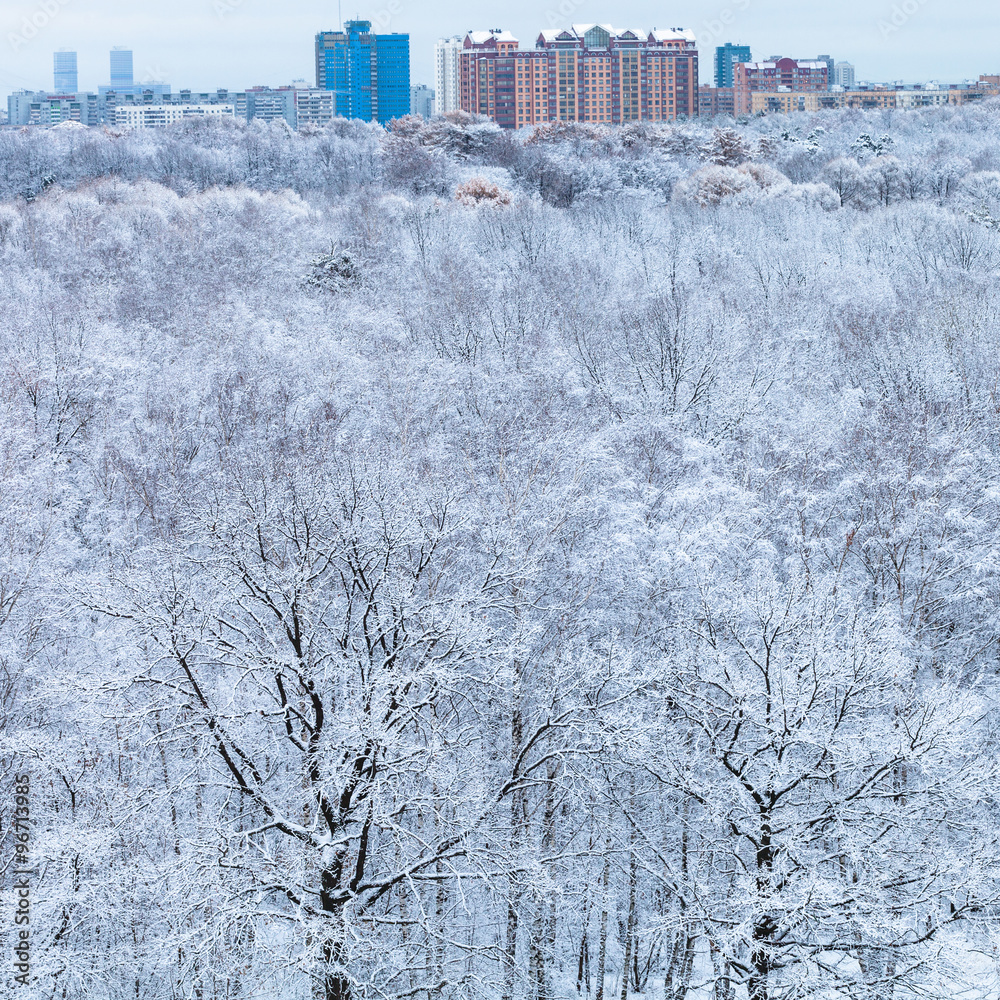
459;23;698;129
734;57;828;114
699;85;735;117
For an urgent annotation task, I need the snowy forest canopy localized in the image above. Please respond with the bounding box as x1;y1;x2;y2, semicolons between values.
3;102;1000;1000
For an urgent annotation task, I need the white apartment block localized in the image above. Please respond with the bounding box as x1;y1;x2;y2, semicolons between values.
894;87;953;108
294;88;335;126
834;62;856;90
114;103;235;128
434;36;463;114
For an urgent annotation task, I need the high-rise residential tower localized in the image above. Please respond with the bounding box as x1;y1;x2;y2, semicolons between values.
434;35;463;114
834;62;856;89
714;43;750;88
315;20;410;123
110;48;134;87
460;24;698;129
53;50;78;93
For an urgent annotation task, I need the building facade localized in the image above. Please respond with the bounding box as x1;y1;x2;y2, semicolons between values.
893;87;951;109
54;51;78;93
99;85;172;122
460;23;698;130
434;36;463;113
236;87;297;126
749;91;832;114
110;48;133;88
294;88;335;126
834;61;855;89
410;84;435;117
114;103;235;128
235;86;336;127
8;90;100;126
744;83;1000;115
714;43;750;88
315;20;410;124
699;85;735;117
816;54;834;88
8;83;336;129
734;58;828;114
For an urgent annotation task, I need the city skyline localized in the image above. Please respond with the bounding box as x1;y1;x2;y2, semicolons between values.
2;0;999;95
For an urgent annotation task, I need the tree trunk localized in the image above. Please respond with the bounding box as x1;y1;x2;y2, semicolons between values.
504;898;520;1000
503;682;527;1000
620;846;637;1000
577;888;591;995
534;759;558;1000
668;804;696;1000
320;860;351;1000
595;822;612;1000
710;942;734;1000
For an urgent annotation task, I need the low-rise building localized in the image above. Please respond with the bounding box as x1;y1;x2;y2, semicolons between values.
894;86;952;109
840;89;896;109
8;90;100;126
699;85;735;117
735;58;828;114
114;103;235;128
237;87;297;126
750;90;824;114
410;84;435;117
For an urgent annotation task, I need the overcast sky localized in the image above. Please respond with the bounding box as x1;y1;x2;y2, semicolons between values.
2;0;998;95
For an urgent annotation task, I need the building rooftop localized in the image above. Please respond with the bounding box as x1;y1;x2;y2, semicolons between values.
534;25;694;45
571;23;617;36
649;28;697;43
743;59;828;70
467;29;518;45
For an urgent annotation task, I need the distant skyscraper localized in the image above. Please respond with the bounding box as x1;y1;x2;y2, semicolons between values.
53;50;78;93
834;62;856;89
714;43;751;88
315;20;410;124
435;36;463;114
110;48;134;87
410;84;435;117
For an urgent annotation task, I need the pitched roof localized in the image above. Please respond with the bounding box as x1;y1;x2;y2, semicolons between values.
466;29;518;45
649;28;697;43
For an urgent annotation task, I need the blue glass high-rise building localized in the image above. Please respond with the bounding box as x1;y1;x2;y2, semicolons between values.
53;50;78;93
110;48;134;87
99;48;170;117
315;20;410;124
714;43;751;88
